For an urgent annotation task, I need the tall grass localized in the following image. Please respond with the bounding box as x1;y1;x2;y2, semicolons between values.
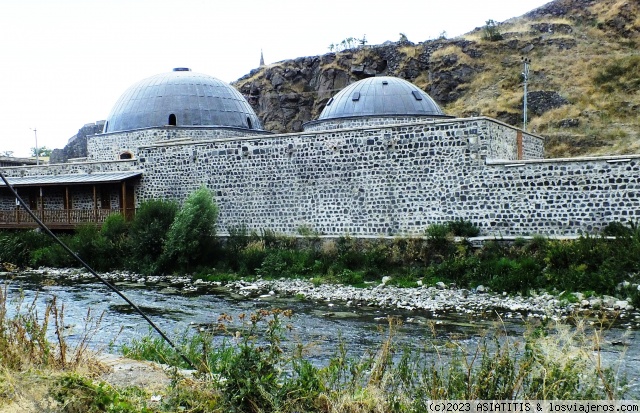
0;282;109;410
118;310;628;412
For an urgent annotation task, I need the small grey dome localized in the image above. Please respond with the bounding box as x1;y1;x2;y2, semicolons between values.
103;68;263;133
317;76;446;120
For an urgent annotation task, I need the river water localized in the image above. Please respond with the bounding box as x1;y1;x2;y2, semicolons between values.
2;274;639;396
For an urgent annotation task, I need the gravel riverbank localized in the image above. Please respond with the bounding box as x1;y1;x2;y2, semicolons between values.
7;267;640;327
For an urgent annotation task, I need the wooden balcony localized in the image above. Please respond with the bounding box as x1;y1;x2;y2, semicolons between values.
0;208;135;230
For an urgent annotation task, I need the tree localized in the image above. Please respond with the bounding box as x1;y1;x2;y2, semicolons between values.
127;199;178;274
483;19;503;41
162;187;218;272
31;146;52;157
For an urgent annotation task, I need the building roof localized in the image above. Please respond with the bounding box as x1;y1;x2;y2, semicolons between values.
0;156;39;167
103;68;263;133
0;171;142;187
317;76;446;120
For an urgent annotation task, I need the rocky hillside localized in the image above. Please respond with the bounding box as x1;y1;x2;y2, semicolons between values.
50;121;105;163
233;0;639;158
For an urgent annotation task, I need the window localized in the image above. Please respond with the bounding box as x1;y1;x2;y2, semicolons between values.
247;117;253;129
168;114;177;126
119;152;133;160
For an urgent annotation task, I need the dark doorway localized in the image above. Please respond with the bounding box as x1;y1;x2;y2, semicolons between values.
168;114;177;126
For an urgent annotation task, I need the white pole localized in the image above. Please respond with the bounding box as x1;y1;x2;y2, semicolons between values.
32;128;39;165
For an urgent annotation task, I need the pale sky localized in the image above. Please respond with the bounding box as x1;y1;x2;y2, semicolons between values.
0;0;550;158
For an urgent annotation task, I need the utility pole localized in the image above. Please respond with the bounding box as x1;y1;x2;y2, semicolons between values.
522;57;531;132
31;128;39;165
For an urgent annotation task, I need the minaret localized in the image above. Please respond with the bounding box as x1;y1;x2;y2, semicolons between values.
259;49;265;67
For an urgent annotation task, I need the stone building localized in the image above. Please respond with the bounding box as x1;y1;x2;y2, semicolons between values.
1;68;638;236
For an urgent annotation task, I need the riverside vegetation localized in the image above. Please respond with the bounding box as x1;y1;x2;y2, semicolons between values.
0;290;631;411
0;187;637;410
1;187;639;304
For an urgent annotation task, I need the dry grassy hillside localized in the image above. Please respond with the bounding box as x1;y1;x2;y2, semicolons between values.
234;0;639;158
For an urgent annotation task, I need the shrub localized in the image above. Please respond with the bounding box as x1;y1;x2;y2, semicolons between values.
602;220;634;237
226;224;250;256
163;187;218;273
446;219;480;237
425;223;456;263
336;269;366;286
30;234;77;268
127;199;178;275
101;213;128;245
333;236;365;272
480;256;544;293
257;248;316;278
99;213;129;269
52;373;144;413
69;224;115;271
482;19;503;41
0;230;50;268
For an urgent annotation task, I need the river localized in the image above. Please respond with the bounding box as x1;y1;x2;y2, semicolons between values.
2;272;639;397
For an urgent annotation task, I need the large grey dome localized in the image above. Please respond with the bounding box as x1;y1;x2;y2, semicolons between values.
317;76;446;120
103;68;263;133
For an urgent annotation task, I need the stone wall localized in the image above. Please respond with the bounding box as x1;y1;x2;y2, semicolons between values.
0;159;139;177
303;115;451;132
8;116;636;238
88;127;271;162
136;117;545;236
472;157;640;235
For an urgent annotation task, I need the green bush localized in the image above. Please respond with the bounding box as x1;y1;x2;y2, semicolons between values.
425;255;480;285
101;213;128;245
336;269;366;286
126;199;178;275
0;230;50;267
543;236;633;294
30;235;76;268
51;373;146;413
238;240;267;275
257;248;316;278
602;221;634;237
68;224;113;271
482;19;503;41
334;236;365;271
163;187;218;273
425;223;456;263
446;219;480;237
480;256;543;293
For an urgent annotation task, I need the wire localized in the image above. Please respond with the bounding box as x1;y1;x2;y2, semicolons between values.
0;170;197;370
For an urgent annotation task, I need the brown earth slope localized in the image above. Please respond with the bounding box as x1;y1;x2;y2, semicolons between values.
233;0;639;158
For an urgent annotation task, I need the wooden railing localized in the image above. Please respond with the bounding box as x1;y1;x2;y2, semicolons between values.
0;208;134;229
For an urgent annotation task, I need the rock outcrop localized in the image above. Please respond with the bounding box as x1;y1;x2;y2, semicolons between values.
50;121;104;164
